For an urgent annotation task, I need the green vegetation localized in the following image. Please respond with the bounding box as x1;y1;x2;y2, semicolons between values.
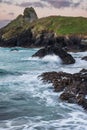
32;16;87;36
0;15;31;40
1;15;87;40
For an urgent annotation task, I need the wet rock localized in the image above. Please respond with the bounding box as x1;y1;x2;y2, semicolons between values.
40;69;87;110
82;56;87;61
80;69;87;73
77;95;87;110
1;29;33;47
32;46;75;64
63;36;87;52
60;93;76;103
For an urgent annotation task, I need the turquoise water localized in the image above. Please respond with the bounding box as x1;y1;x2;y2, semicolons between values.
0;47;87;130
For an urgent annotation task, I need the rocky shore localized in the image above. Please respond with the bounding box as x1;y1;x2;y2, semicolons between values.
0;30;87;52
0;7;87;111
39;69;87;110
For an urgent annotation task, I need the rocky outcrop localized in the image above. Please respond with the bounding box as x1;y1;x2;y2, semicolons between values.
40;69;87;110
0;29;33;47
23;7;38;22
34;31;55;47
0;28;87;51
82;56;87;61
32;46;75;64
0;8;87;48
67;36;87;52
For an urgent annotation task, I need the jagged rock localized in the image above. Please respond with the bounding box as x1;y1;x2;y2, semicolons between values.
0;29;33;47
82;56;87;61
32;46;75;64
40;71;72;92
40;69;87;110
34;31;55;47
60;93;76;103
23;7;38;22
16;29;33;47
80;69;87;73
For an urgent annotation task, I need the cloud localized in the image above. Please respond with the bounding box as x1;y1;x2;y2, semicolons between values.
17;1;46;8
41;0;71;8
41;0;81;8
0;0;87;10
0;20;10;28
8;12;14;16
0;0;47;8
0;0;12;4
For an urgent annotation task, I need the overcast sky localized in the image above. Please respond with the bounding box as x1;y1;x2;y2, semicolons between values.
0;0;87;28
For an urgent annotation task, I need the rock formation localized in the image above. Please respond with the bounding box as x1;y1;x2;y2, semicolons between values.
82;56;87;61
0;7;87;50
32;45;75;64
40;69;87;110
23;7;38;22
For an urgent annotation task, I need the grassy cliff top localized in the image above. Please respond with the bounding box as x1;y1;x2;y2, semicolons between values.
32;16;87;36
0;15;87;40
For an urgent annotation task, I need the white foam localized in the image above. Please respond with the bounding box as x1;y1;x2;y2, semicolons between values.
2;110;87;130
22;54;62;63
42;55;62;63
0;49;87;130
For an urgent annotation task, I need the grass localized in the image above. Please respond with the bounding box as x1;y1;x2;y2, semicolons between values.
1;15;87;40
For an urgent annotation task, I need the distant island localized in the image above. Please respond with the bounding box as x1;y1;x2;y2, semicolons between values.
0;7;87;49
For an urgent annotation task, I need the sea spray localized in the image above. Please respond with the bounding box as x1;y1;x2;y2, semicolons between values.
0;48;87;130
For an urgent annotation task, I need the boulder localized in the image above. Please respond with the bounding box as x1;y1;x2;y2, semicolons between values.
32;46;75;64
40;69;87;110
82;56;87;61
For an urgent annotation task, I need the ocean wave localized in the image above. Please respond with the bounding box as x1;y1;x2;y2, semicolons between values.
0;69;23;76
0;109;87;130
22;54;62;64
0;48;87;130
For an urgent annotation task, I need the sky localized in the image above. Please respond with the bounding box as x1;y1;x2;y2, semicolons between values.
0;0;87;28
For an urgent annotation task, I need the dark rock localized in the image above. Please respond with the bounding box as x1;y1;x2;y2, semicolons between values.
82;56;87;61
40;71;72;92
0;29;33;47
17;29;33;47
32;46;75;64
39;69;87;110
64;36;87;52
60;93;76;103
23;7;38;22
56;36;67;48
34;31;55;47
77;95;87;110
80;69;87;73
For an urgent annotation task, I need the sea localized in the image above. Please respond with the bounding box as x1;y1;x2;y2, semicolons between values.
0;47;87;130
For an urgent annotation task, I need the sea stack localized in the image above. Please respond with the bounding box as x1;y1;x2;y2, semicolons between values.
23;7;38;22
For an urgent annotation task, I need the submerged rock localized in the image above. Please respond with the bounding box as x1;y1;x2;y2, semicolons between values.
40;69;87;110
32;46;75;64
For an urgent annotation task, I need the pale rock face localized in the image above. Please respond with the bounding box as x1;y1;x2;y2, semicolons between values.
23;7;38;22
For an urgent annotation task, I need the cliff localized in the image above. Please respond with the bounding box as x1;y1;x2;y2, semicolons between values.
0;7;87;48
